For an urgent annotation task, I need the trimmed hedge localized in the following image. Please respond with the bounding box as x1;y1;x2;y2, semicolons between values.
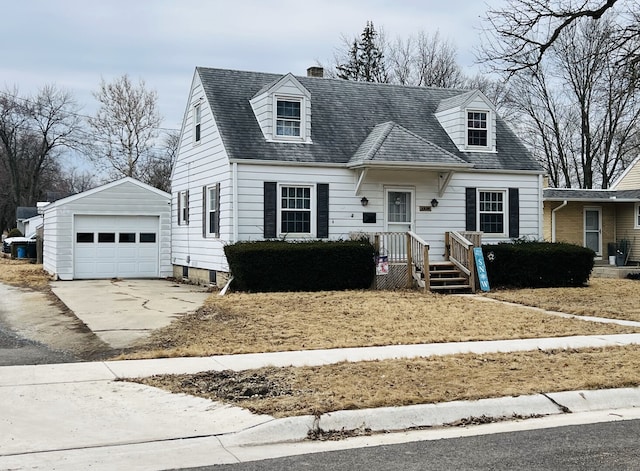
224;240;376;292
482;241;594;288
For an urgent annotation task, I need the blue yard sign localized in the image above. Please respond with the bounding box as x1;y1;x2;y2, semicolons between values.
473;247;490;292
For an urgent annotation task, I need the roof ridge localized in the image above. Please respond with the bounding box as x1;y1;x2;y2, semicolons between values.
362;122;396;161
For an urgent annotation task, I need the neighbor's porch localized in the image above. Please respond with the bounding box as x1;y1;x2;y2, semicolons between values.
353;231;483;293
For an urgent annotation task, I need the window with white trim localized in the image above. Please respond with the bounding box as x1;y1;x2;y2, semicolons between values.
194;103;202;143
280;185;312;234
635;203;640;229
467;111;488;147
205;184;220;237
178;190;189;225
478;190;506;234
275;98;301;137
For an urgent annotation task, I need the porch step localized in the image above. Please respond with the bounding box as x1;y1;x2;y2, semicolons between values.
427;261;473;294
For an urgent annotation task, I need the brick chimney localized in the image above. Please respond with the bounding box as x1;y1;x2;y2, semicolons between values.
307;66;324;78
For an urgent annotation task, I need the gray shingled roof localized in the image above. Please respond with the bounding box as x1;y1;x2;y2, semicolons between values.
544;188;640;201
197;67;543;172
349;121;471;167
16;207;38;220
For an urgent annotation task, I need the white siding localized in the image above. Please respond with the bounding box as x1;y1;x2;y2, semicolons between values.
250;91;272;139
172;71;232;273
43;180;171;280
435;107;464;148
234;164;542;263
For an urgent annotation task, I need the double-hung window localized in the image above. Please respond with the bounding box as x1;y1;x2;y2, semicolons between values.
194;103;202;143
204;183;220;237
636;204;640;229
276;99;301;137
280;185;311;234
467;111;488;147
478;190;505;235
178;190;189;225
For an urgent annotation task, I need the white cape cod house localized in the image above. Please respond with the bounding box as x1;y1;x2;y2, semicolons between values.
171;67;544;290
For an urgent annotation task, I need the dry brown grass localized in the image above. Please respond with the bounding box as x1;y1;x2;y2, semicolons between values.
126;289;639;359
0;257;51;290
484;278;640;322
139;344;640;417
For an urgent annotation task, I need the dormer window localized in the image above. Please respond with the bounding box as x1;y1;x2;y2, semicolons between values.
276;99;301;137
467;111;488;147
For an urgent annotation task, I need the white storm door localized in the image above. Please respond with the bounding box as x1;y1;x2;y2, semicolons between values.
385;188;414;233
584;208;602;255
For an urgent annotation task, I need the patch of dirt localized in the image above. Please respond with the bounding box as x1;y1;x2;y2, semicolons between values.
173;369;294;401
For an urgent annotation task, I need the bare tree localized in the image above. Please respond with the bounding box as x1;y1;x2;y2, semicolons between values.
413;31;464;88
0;86;80;231
49;167;97;196
86;75;162;182
506;17;640;188
462;73;515;120
479;0;637;74
139;129;179;193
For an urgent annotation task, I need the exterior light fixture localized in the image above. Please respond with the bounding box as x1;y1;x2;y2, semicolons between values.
360;196;369;207
430;198;439;207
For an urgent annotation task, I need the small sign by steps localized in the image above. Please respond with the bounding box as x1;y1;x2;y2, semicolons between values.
473;247;490;292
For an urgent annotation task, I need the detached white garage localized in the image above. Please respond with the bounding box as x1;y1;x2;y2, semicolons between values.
43;178;171;280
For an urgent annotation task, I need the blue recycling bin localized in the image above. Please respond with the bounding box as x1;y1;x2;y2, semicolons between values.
16;244;26;259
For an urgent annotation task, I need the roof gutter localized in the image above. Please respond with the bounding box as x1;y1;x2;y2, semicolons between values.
346;161;472;171
551;200;568;243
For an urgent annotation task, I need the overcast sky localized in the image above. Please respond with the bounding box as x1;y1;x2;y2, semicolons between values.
2;0;498;131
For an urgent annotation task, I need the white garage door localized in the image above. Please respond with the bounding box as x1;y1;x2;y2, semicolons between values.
74;215;160;279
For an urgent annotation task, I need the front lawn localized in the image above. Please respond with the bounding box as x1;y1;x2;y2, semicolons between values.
125;284;639;359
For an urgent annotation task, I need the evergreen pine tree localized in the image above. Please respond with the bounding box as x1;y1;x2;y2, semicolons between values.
336;21;388;83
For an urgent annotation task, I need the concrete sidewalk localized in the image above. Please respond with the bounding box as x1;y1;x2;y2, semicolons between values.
2;334;640;470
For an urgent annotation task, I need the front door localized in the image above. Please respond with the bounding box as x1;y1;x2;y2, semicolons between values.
584;208;602;256
385;188;414;233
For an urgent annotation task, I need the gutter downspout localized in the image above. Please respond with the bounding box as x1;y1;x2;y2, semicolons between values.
551;200;568;242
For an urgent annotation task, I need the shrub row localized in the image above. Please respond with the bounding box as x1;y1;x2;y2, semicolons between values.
482;241;594;288
224;240;376;292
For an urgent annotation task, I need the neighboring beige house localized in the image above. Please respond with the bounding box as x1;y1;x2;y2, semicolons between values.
543;157;640;264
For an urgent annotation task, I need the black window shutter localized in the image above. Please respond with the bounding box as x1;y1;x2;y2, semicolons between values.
185;190;190;224
214;182;220;236
202;186;207;237
317;183;329;238
177;192;182;226
264;182;277;238
508;188;519;238
465;188;476;231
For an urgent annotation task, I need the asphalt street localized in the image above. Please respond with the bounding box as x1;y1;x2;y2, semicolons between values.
182;419;640;471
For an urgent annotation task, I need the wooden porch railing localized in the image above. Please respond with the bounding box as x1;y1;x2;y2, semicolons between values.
351;231;480;292
445;231;477;292
407;231;430;292
372;232;409;263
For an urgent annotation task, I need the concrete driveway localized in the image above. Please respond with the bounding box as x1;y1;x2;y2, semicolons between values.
50;279;211;349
